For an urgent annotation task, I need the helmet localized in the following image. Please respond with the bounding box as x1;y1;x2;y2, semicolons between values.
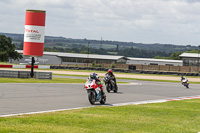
108;69;112;74
90;72;96;79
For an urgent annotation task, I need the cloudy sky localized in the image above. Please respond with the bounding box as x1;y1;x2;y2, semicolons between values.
0;0;200;46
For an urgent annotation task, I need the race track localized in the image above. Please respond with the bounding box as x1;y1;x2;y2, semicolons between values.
0;79;200;116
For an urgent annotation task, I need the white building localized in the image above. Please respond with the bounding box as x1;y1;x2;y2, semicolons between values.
10;50;128;65
127;57;182;66
179;53;200;66
10;50;184;66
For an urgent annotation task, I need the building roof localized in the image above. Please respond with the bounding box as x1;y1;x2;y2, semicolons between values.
127;57;182;63
179;53;200;58
16;50;128;60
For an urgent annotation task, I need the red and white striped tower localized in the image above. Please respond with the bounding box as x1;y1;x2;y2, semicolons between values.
23;9;46;77
23;9;46;57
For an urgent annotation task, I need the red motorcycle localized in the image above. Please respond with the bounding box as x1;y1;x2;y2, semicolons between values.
85;79;106;105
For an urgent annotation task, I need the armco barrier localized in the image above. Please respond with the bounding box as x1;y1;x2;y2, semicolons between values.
0;70;18;78
18;71;32;78
38;65;51;69
35;72;52;79
0;65;12;68
0;64;50;69
13;65;26;69
0;70;52;79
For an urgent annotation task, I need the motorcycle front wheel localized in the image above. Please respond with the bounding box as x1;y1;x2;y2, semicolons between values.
88;90;96;105
186;84;189;89
106;84;111;93
114;85;118;93
100;92;106;104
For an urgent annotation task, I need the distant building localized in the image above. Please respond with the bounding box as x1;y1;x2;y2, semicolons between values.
127;57;182;66
9;50;128;65
179;53;200;66
9;50;184;66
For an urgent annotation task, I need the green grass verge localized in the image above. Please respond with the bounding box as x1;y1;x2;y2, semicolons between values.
53;74;200;84
49;69;199;78
0;77;128;84
0;77;86;83
0;62;19;65
49;69;200;80
1;99;200;132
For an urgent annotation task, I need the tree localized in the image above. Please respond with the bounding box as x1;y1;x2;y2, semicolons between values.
0;34;22;62
170;51;183;60
186;49;199;53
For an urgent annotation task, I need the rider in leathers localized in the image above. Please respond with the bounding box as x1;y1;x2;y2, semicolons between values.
88;72;104;95
105;69;118;88
181;75;188;84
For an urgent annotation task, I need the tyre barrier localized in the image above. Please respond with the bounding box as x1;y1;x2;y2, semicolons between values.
50;66;200;77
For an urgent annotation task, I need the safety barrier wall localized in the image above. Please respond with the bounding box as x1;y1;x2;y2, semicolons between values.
0;65;50;69
35;72;52;80
0;70;18;78
0;70;52;79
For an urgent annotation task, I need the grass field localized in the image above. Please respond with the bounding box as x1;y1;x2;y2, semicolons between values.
0;99;200;133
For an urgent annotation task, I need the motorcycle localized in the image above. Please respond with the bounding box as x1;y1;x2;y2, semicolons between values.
85;79;106;105
181;78;189;88
103;74;118;93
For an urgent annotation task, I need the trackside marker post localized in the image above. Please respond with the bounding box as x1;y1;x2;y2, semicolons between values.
23;9;46;77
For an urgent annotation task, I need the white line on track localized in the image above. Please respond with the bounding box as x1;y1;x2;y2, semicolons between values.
1;95;200;118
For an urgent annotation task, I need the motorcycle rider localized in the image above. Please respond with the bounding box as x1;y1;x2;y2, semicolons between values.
88;72;104;95
105;69;118;88
181;75;189;84
181;75;185;81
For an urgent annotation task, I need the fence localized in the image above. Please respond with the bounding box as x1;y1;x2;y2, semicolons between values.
129;64;200;73
0;70;52;80
51;64;200;73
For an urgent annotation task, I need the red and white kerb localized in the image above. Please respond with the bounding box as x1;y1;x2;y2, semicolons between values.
23;10;46;57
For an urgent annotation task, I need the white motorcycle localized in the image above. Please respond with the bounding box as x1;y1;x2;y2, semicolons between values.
84;79;106;105
181;78;189;89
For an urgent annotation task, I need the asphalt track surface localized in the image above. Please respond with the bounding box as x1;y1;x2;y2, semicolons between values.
0;76;200;116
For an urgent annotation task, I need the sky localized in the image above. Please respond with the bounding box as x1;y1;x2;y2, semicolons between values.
0;0;200;46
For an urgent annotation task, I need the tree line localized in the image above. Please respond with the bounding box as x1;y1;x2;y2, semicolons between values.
43;46;171;58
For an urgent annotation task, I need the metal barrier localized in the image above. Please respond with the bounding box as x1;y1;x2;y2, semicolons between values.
0;70;18;78
18;71;32;78
0;70;52;80
35;72;52;80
